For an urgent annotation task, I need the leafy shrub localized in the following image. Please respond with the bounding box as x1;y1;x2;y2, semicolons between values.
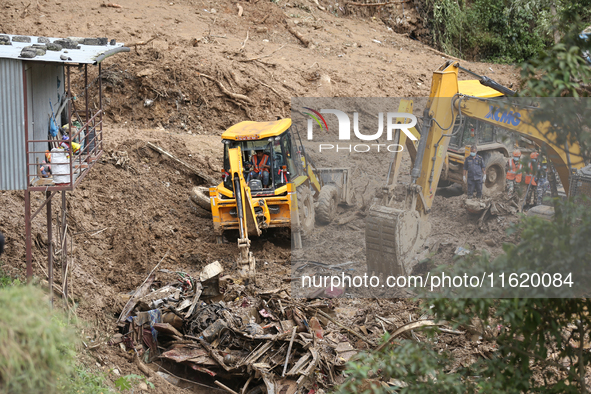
63;365;112;394
425;0;552;63
0;285;75;393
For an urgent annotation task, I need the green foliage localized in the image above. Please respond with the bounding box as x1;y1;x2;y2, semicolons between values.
465;0;549;63
425;0;568;63
520;37;591;97
0;268;21;288
338;339;473;393
115;374;154;392
61;365;112;394
0;285;76;393
426;0;466;58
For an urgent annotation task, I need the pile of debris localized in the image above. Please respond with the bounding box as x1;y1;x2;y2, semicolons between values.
464;195;522;229
112;261;359;394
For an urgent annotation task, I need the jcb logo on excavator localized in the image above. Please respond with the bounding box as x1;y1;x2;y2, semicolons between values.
305;109;418;141
485;105;522;126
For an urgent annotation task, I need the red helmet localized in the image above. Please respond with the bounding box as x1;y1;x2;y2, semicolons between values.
45;150;51;162
530;152;539;159
513;150;521;157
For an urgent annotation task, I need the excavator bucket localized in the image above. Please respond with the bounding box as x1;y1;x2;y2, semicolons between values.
365;101;428;277
365;205;427;277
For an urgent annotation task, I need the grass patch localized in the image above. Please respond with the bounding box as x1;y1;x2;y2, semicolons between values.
0;268;113;393
62;364;112;394
0;267;20;288
0;285;112;393
0;286;75;393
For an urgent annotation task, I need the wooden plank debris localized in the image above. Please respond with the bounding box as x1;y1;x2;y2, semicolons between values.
146;142;217;185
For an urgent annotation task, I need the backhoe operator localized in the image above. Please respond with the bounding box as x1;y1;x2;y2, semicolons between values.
463;144;486;199
246;150;270;188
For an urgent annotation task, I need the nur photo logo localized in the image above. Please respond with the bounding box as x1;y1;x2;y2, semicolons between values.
303;107;418;153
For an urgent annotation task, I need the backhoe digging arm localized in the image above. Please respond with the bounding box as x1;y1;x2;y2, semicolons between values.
228;146;258;279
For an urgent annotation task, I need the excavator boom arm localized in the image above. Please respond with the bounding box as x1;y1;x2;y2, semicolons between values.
409;62;462;213
366;62;461;276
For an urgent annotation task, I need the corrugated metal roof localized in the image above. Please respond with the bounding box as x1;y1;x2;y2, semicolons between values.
0;34;129;64
0;59;27;191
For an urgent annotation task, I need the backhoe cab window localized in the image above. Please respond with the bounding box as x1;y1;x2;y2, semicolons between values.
480;123;494;143
222;130;296;190
222;139;271;173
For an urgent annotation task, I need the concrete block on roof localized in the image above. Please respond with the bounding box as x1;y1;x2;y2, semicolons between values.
83;37;108;46
12;36;31;43
19;48;37;58
46;43;62;51
54;38;79;49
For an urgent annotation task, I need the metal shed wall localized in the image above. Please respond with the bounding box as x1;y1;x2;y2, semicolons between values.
0;59;26;191
27;63;65;173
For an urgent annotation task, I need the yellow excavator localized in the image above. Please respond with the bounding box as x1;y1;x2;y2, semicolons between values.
208;119;352;277
366;60;586;276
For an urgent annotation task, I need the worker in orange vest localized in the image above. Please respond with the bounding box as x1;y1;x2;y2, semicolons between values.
39;150;52;178
524;152;539;207
247;150;270;188
506;149;523;197
536;156;550;206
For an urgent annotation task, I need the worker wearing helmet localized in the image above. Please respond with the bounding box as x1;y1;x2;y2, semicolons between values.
524;152;539;207
463;144;486;199
536;156;550;206
246;150;270;188
506;149;523;197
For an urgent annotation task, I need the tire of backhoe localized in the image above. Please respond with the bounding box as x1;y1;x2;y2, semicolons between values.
316;184;338;225
483;151;507;196
297;187;315;237
437;179;453;188
190;186;212;211
191;204;212;218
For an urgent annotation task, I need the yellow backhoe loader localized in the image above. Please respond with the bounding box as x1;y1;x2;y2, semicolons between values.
366;60;586;276
208;119;352;277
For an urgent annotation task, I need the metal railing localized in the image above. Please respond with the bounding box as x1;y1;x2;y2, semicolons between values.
27;109;103;192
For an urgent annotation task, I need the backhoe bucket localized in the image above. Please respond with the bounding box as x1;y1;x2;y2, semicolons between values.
365;205;428;277
237;237;256;284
